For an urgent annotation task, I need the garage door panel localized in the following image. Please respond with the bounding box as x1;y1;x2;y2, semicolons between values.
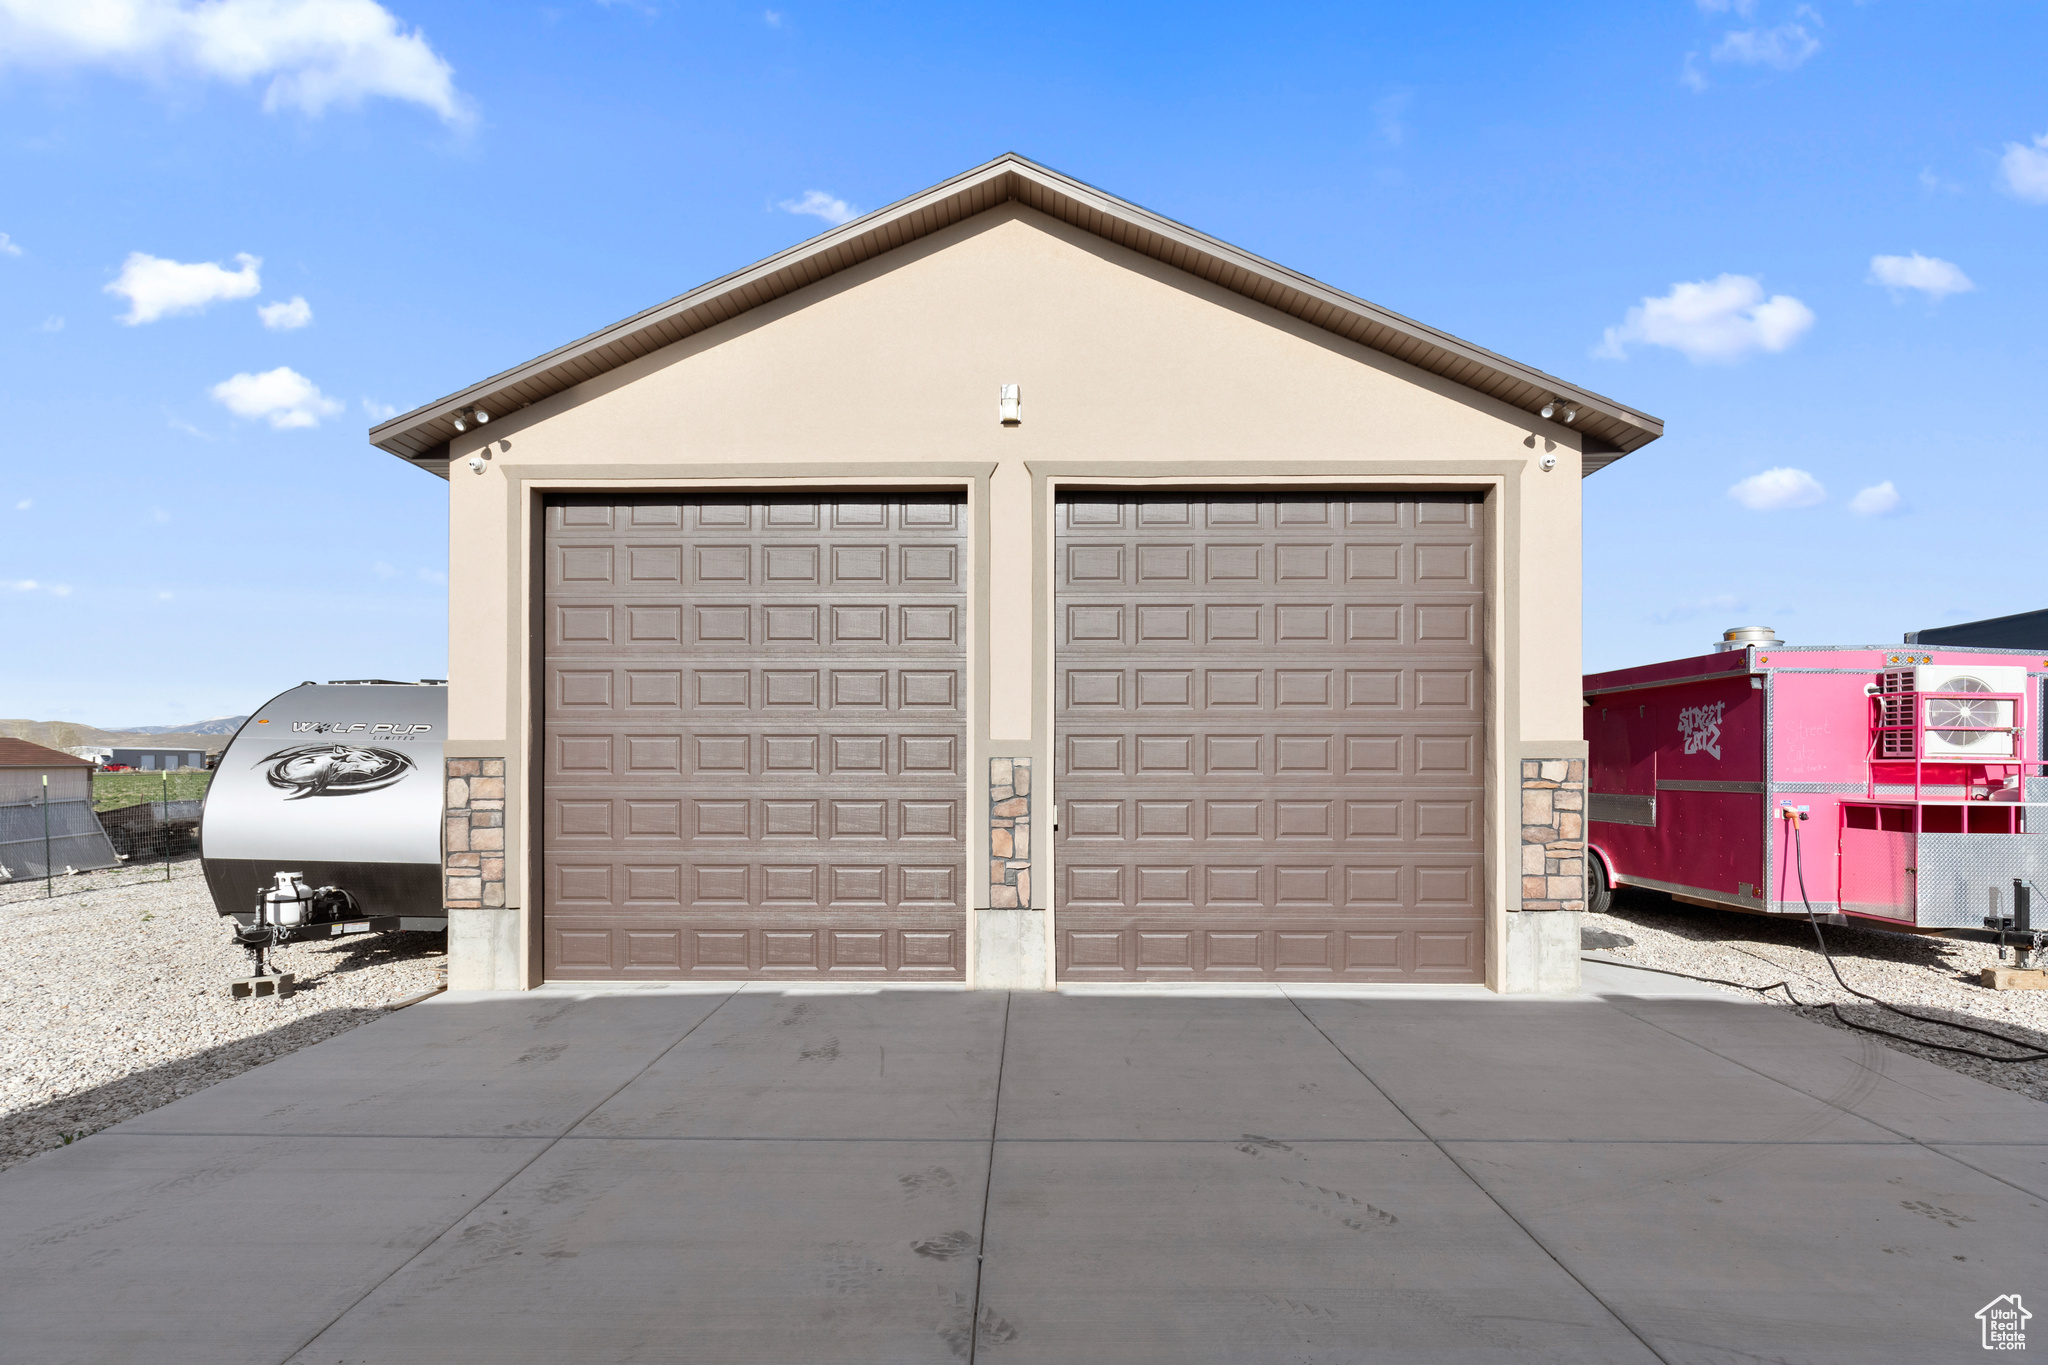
1056;493;1484;982
543;494;965;981
1054;921;1483;977
545;921;962;976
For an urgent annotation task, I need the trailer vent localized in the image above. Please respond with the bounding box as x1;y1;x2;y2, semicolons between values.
1876;665;2025;760
1878;669;1917;758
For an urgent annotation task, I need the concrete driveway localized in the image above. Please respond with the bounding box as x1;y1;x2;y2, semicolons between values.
2;963;2040;1365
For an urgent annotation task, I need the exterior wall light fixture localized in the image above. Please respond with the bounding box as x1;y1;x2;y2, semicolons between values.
998;384;1021;425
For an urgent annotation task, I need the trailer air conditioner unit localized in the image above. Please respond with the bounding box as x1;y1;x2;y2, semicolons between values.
1878;664;2026;759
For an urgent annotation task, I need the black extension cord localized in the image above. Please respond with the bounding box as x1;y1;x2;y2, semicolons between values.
1584;819;2044;1064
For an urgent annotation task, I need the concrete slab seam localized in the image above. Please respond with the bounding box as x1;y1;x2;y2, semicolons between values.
1601;995;2048;1203
276;985;745;1364
101;1131;1959;1146
1280;987;1677;1365
967;991;1013;1365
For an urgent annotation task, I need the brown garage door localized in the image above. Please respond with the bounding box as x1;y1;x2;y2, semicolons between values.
1055;493;1486;981
542;494;967;979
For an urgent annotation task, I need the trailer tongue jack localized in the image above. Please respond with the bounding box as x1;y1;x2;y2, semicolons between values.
228;871;310;998
1984;878;2044;969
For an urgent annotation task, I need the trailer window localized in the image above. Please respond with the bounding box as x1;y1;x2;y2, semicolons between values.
1844;805;1877;830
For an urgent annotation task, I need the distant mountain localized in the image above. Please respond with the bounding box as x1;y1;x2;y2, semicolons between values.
0;718;248;753
113;716;248;736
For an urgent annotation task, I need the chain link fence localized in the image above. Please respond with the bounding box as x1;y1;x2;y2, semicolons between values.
0;770;209;905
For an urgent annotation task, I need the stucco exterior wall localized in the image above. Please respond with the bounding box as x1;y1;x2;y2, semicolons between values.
440;204;1588;992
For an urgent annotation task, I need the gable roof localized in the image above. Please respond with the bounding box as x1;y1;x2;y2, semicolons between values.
0;738;92;768
370;153;1662;477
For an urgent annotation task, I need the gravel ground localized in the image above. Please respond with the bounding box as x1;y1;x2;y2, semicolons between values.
1586;888;2048;1104
0;862;445;1172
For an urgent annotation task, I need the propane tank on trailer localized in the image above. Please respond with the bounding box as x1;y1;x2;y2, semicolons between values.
263;871;314;926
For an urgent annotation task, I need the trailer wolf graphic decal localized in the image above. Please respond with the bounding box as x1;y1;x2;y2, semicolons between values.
1677;701;1726;760
258;744;415;800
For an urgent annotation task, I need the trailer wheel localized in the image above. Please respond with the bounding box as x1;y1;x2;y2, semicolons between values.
1585;850;1613;916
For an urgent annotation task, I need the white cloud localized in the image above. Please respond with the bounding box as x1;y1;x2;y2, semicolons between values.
2000;133;2048;203
168;415;212;439
41;315;63;331
157;590;174;600
1680;52;1708;93
257;295;312;329
371;561;398;578
418;566;447;586
763;9;783;25
1713;20;1820;69
209;366;344;429
151;507;171;523
1868;252;1974;300
0;231;20;256
1849;481;1903;516
1729;467;1826;511
7;578;72;596
0;0;470;123
1596;274;1815;363
778;189;856;226
14;499;30;510
1918;167;1961;195
106;251;261;324
1696;0;1756;13
361;397;399;420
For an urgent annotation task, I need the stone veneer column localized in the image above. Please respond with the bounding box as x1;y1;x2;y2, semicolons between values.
444;757;521;990
989;757;1032;907
443;758;507;911
1505;757;1585;993
976;756;1046;989
1519;758;1586;911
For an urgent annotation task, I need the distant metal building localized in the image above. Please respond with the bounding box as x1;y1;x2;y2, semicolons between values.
0;739;120;881
1907;608;2048;651
107;747;207;770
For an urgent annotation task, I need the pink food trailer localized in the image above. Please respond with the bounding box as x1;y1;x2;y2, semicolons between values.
1583;629;2048;929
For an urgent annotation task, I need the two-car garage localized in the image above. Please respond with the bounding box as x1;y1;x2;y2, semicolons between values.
383;155;1659;992
538;489;1485;984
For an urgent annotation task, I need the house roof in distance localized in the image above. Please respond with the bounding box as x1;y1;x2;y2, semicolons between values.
1906;608;2048;651
371;152;1663;478
0;738;93;768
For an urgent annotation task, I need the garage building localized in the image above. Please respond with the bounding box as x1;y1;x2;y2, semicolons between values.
370;155;1662;992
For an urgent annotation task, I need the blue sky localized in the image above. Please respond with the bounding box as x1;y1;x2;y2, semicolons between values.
2;0;2044;725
